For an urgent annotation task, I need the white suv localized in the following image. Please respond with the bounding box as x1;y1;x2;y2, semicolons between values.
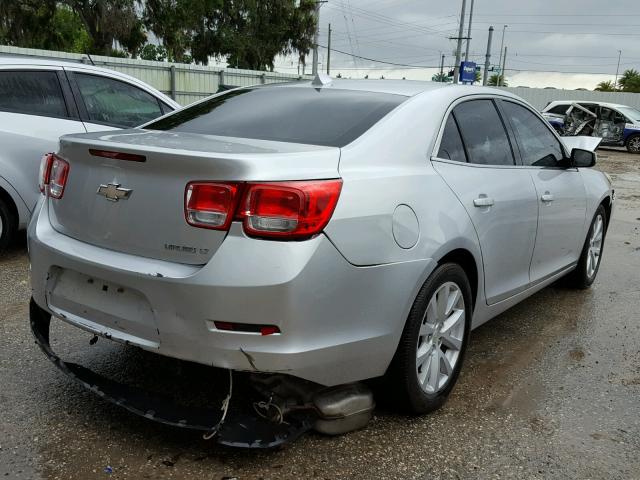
0;57;180;252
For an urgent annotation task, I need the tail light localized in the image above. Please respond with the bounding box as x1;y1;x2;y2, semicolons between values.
184;179;342;240
185;182;242;230
39;153;70;199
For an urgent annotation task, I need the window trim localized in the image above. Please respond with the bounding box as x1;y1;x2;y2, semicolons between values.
0;68;77;121
431;94;572;170
432;96;518;168
497;99;571;170
67;71;165;128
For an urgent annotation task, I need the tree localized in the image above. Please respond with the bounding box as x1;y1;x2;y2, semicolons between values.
595;80;616;92
139;44;167;61
488;74;507;87
142;0;210;62
431;72;451;83
618;69;640;93
62;0;146;56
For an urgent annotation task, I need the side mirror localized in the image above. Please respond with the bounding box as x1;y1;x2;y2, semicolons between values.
570;148;596;168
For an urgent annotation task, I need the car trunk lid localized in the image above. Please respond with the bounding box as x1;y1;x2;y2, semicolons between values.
48;130;340;265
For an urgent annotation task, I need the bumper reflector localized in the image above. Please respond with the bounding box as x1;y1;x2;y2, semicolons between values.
213;321;281;336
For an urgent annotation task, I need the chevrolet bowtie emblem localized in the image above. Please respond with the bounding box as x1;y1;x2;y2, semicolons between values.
97;183;132;202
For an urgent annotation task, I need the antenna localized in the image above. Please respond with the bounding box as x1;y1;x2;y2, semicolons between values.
85;52;96;66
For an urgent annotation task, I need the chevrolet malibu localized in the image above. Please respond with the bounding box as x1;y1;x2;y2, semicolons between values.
29;79;613;431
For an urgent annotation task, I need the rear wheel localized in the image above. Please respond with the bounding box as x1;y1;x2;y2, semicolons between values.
566;205;607;289
387;263;472;414
627;134;640;154
0;198;17;253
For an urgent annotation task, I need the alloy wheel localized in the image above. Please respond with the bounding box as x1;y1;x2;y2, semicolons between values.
416;282;466;394
629;136;640;153
587;214;604;279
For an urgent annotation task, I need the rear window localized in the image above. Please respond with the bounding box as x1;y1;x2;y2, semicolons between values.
145;87;407;147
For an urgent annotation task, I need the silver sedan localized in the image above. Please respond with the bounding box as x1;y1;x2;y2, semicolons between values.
29;78;612;421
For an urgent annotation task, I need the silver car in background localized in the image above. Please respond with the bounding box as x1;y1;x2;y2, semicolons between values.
29;79;612;422
0;57;179;251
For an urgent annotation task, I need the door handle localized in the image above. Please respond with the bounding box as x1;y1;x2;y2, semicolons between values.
473;196;495;207
541;193;554;203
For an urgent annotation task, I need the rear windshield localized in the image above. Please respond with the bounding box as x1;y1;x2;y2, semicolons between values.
145;87;407;147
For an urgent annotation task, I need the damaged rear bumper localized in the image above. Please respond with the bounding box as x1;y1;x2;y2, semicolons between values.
29;299;315;448
29;199;423;386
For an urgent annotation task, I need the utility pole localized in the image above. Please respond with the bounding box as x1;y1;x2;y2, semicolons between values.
483;26;493;86
497;24;507;78
326;23;332;75
464;0;475;62
499;46;507;87
614;49;622;90
312;1;321;75
440;54;445;76
453;0;467;84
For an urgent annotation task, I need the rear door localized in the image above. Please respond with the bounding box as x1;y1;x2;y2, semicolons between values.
498;100;586;282
0;67;86;211
432;98;539;305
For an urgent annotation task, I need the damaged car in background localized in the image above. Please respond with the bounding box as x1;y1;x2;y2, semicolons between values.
542;100;640;153
29;78;614;448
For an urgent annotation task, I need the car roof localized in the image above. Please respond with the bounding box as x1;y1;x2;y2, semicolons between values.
0;55;179;107
261;78;522;100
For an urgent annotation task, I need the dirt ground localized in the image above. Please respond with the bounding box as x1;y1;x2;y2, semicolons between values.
1;149;639;479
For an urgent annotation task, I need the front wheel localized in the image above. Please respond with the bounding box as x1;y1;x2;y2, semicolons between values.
567;205;607;289
387;263;472;414
626;134;640;154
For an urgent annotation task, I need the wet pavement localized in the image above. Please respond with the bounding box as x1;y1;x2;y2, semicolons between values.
1;149;639;479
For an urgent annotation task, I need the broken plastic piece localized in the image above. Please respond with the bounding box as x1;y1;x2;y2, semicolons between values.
29;299;315;448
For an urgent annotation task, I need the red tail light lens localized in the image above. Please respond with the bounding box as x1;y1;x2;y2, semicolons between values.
241;180;342;239
185;182;242;230
48;156;70;199
39;153;69;199
184;179;342;239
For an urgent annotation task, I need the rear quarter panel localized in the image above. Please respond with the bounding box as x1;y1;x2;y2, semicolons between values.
324;91;484;312
0;112;86;225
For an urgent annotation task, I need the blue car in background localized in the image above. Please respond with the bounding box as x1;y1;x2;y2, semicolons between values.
541;100;640;153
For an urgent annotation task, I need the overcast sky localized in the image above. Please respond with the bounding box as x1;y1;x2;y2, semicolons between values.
272;0;640;89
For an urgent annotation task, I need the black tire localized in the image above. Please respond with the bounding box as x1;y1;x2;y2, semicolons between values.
0;197;17;254
566;205;607;289
626;134;640;154
386;263;472;414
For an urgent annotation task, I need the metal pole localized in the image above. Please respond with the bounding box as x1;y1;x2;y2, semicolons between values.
453;0;467;84
326;23;331;75
497;24;507;78
312;1;320;75
464;0;474;62
614;49;622;90
500;46;507;87
483;26;494;86
440;54;445;76
170;65;176;100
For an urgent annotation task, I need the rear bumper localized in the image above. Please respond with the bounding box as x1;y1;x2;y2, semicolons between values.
29;200;432;386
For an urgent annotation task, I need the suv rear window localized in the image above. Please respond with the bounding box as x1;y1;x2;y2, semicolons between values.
146;87;407;147
0;70;67;117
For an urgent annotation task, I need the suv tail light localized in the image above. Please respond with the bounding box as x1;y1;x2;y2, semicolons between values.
39;153;70;199
184;179;342;240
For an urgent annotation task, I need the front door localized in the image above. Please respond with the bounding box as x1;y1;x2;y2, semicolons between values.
498;100;586;283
